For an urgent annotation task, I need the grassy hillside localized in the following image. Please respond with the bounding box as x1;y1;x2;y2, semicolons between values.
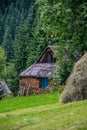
0;92;59;113
0;93;87;130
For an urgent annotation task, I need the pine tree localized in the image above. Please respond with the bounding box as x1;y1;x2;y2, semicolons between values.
14;22;29;73
3;28;13;61
0;45;6;78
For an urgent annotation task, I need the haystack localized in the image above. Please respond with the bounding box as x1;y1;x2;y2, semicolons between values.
60;53;87;103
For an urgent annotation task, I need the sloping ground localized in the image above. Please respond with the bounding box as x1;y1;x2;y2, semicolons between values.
0;92;59;113
0;100;87;130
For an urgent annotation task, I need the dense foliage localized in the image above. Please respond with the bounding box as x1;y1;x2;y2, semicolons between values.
0;0;87;94
36;0;87;84
0;46;6;78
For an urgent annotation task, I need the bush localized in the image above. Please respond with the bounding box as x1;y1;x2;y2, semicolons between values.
47;86;58;94
60;53;87;103
3;94;13;100
58;86;64;94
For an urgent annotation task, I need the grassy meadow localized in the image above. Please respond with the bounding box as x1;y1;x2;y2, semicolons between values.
0;92;59;113
0;92;87;130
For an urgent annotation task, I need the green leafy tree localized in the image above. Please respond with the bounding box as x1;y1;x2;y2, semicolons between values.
36;0;87;84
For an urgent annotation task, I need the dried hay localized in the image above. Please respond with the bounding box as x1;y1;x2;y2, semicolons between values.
60;53;87;103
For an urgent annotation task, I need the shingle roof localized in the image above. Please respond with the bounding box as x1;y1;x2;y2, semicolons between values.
20;45;57;78
20;63;56;78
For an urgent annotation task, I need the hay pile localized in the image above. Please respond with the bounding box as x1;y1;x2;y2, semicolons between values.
61;53;87;103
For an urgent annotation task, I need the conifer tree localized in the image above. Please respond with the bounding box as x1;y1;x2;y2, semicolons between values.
0;45;6;78
14;22;29;73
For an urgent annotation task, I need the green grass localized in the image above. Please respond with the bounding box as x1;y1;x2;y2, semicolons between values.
0;92;87;130
0;92;59;113
0;100;87;130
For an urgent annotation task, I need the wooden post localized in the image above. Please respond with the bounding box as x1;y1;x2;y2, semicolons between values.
26;84;30;96
22;86;25;95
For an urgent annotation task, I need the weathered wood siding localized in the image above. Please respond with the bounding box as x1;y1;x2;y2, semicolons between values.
19;77;40;95
19;77;53;95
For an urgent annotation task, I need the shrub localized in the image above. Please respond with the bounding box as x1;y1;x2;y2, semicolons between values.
60;53;87;103
58;86;64;94
3;94;13;100
47;86;58;94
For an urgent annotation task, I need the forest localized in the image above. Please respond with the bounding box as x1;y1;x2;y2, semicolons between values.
0;0;87;95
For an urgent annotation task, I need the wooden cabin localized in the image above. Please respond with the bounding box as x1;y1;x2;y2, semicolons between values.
19;46;57;95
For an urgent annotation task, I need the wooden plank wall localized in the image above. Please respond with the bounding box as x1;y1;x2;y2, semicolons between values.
19;77;40;95
19;77;56;96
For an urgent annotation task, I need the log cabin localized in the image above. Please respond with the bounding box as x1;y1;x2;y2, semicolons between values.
19;45;57;95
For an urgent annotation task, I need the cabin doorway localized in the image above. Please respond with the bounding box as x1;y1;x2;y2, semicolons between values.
41;78;48;88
